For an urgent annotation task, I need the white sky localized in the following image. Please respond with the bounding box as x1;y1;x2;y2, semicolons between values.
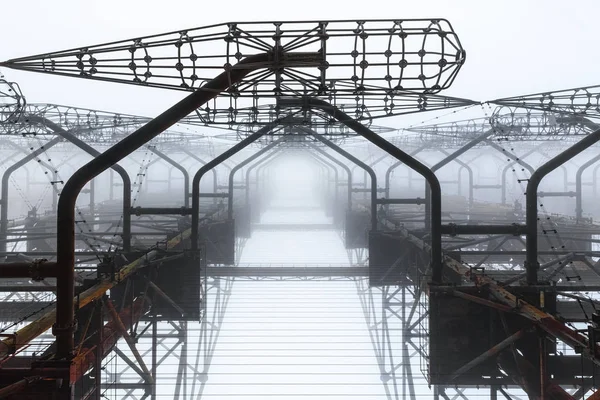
2;0;600;125
1;3;595;398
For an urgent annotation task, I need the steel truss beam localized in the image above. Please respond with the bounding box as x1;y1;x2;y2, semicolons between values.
1;20;469;124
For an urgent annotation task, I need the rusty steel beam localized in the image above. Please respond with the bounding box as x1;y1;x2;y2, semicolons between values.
0;298;147;397
69;297;147;384
586;390;600;400
498;348;576;400
0;260;57;279
0;376;42;398
450;290;513;313
105;299;153;384
373;209;600;368
449;250;600;367
0;229;190;359
448;328;529;382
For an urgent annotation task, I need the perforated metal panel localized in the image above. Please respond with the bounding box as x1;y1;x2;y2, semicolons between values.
345;210;370;249
200;219;236;265
368;231;424;286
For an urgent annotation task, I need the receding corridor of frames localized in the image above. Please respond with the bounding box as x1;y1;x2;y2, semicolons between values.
0;7;599;400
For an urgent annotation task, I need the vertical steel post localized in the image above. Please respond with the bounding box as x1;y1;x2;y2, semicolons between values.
109;169;115;201
593;163;600;197
255;158;280;218
94;300;103;400
245;149;285;206
539;332;547;400
89;179;95;224
490;386;498;400
167;165;174;192
304;152;342;220
247;151;288;222
360;153;387;201
151;314;157;400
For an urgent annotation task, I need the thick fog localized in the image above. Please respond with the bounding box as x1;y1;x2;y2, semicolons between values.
1;2;600;400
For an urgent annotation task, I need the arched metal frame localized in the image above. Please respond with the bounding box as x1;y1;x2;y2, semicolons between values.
0;137;62;253
228;137;287;220
148;146;190;208
575;152;600;223
525;128;600;284
31;116;133;252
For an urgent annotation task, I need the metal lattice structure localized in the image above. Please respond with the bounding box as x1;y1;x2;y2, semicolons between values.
1;20;468;124
0;77;25;124
2;17;600;400
404;106;599;145
491;84;600;119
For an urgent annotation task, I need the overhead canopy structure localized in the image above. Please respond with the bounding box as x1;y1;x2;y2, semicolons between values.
0;77;25;124
404;106;599;145
1;20;471;125
491;84;600;119
7;16;600;400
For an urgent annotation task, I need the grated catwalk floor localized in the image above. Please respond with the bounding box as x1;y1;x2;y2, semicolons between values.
200;199;387;398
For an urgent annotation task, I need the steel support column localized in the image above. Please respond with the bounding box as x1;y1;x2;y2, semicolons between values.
246;151;288;221
360;153;387;200
93;299;103;400
302;152;339;219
